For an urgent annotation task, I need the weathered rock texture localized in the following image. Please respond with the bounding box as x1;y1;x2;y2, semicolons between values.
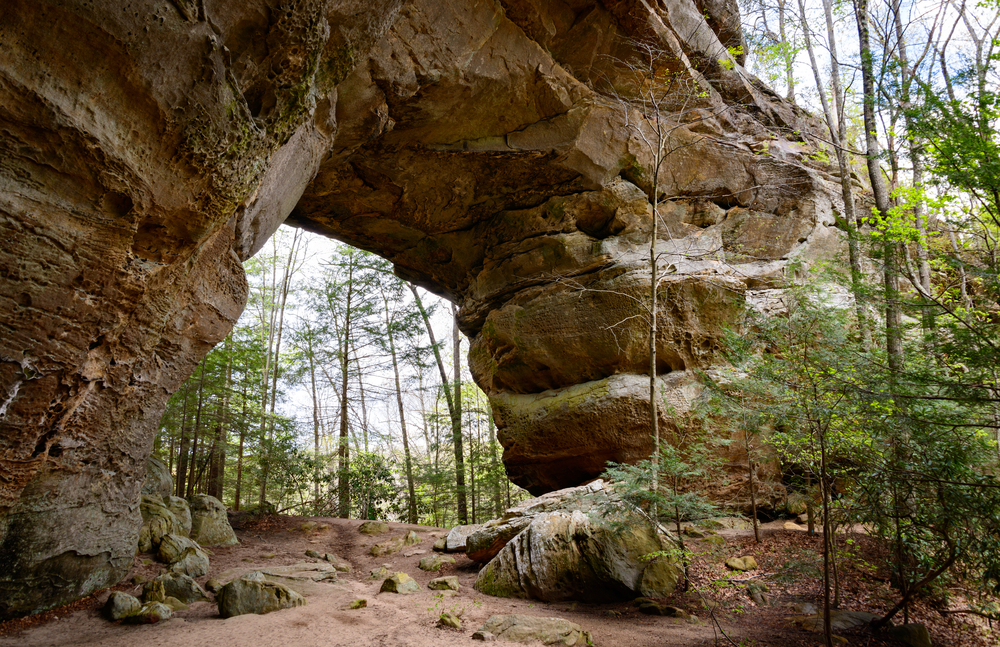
472;480;682;602
1;0;847;617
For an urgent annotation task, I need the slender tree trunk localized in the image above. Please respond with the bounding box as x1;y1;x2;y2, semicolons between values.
234;380;248;511
778;0;796;102
855;0;905;377
385;295;418;524
306;331;322;509
745;426;760;543
819;425;834;647
175;383;192;498
187;360;208;498
338;264;355;518
408;283;467;524
451;304;468;524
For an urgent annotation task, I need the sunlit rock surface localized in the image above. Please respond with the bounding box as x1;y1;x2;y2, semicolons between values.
0;0;845;616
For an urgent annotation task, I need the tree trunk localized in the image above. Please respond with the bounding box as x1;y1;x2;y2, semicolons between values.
855;0;904;376
187;360;208;498
338;261;355;518
385;294;418;524
175;383;192;498
451;303;468;524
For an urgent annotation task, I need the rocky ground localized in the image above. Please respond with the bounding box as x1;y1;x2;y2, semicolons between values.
0;515;994;647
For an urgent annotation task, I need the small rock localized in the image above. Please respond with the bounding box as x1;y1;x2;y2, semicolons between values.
300;521;319;532
347;599;367;610
478;615;592;646
358;521;389;535
789;602;817;615
444;524;481;552
324;554;351;572
403;547;427;558
205;578;223;594
682;526;708;538
472;631;496;641
724;556;758;571
783;521;805;531
428;576;460;591
433;537;447;551
131;574;147;585
142;580;166;603
216;577;307;618
380;572;420;594
162;596;188;611
305;549;323;559
368;566;390;580
125;602;172;624
149;572;210;604
419;554;456;572
887;623;932;647
261;553;276;559
637;600;689;618
104;591;141;620
438;612;461;629
703;534;726;547
403;530;421;545
747;582;769;606
371;536;406;557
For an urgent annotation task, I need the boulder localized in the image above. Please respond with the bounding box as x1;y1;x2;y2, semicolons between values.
216;577;307;618
349;599;367;609
428;576;460;591
124;602;172;624
473;480;682;602
141;456;173;499
475;508;681;602
104;592;142;621
887;623;932;647
478;615;593;646
438;612;462;629
636;598;689;618
725;556;758;572
371;536;406;557
165;496;192;538
445;525;481;552
189;495;238;547
358;521;389;535
419;555;456;572
138;495;181;554
148;572;209;604
380;573;421;594
162;596;188;612
157;534;210;578
403;530;422;545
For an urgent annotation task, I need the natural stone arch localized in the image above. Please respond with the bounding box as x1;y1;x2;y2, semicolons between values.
0;0;842;618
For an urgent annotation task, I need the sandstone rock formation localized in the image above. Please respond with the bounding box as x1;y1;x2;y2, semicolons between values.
472;481;683;602
1;0;847;617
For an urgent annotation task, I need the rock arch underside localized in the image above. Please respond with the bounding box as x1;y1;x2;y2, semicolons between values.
0;0;848;618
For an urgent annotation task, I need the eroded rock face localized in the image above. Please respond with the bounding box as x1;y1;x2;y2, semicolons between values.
1;0;846;616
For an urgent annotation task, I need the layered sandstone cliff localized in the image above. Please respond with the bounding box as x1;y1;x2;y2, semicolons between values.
0;0;846;617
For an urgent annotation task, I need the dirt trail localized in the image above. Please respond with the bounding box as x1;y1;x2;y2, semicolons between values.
0;516;728;647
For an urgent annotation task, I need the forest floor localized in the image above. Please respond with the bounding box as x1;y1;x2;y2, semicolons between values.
0;514;995;647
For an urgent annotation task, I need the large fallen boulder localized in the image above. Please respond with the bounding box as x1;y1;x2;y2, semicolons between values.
473;481;682;602
137;495;182;554
189;494;238;546
216;577;306;618
157;534;210;578
444;524;482;553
